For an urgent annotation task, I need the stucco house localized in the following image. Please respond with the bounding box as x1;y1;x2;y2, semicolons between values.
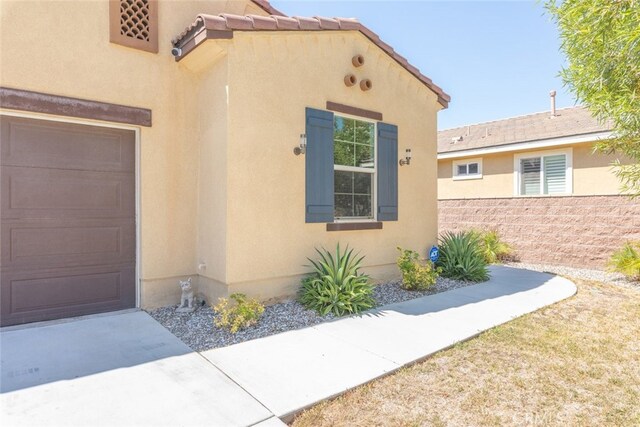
438;98;639;268
0;0;449;326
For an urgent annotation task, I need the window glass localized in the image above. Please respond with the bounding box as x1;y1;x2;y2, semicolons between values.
334;171;373;218
521;157;541;195
544;155;566;194
519;154;567;195
457;164;467;175
468;163;479;174
334;116;375;219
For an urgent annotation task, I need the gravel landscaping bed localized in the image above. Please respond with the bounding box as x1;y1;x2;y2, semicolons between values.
147;276;473;352
506;262;639;289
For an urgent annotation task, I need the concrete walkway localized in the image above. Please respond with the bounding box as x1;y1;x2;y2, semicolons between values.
1;266;576;426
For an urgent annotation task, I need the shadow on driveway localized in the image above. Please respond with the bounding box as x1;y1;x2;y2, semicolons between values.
0;310;191;393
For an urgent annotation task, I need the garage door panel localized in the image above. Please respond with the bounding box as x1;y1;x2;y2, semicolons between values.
1;264;135;325
2;219;135;271
1;117;134;172
0;115;136;326
1;166;134;219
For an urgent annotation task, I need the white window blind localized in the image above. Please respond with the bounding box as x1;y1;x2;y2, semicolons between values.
544;154;566;194
521;158;541;195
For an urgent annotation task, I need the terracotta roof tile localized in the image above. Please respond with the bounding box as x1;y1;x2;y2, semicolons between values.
438;106;613;154
315;16;341;30
248;14;279;30
220;13;254;30
295;16;322;30
172;14;450;108
272;15;300;30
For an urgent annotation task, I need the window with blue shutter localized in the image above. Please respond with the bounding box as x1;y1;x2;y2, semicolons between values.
305;107;398;224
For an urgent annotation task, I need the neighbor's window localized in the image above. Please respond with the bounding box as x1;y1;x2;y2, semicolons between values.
333;116;375;220
453;158;482;180
516;150;572;195
109;0;159;53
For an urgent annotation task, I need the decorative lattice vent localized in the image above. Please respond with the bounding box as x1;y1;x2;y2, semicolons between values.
120;0;150;41
109;0;158;53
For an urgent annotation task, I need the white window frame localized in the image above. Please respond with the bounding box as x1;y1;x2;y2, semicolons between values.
333;113;377;222
513;148;573;196
452;158;483;180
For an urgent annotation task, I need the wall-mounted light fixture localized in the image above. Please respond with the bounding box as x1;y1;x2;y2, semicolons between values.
399;148;412;166
294;133;307;155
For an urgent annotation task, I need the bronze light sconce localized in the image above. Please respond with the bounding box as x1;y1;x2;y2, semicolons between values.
399;149;412;166
294;133;307;155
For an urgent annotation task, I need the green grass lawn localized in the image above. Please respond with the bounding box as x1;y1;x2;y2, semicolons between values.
292;278;640;426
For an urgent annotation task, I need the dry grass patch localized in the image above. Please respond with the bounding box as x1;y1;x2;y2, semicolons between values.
292;279;640;426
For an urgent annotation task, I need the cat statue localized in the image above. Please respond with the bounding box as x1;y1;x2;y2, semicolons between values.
176;277;195;313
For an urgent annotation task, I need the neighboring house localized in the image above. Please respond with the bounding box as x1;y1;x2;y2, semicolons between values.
0;0;449;326
438;100;639;269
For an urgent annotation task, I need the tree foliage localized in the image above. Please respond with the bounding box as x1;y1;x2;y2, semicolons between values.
546;0;640;196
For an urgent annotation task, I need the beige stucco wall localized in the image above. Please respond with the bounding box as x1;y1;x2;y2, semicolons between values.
220;32;442;300
438;142;630;199
2;0;443;306
0;0;268;308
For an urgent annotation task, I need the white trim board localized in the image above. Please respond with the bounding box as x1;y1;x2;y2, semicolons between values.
437;131;612;160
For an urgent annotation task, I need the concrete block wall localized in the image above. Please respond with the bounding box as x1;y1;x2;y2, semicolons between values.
438;195;640;269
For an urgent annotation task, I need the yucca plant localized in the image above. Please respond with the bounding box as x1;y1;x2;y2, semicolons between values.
437;231;490;282
299;244;375;316
608;241;640;281
473;229;513;264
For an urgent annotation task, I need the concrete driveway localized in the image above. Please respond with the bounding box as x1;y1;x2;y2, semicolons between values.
0;311;276;426
1;266;576;426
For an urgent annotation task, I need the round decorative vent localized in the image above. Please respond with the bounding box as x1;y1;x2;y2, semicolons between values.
344;74;357;87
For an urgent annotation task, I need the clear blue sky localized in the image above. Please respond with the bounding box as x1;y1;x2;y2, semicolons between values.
271;0;575;130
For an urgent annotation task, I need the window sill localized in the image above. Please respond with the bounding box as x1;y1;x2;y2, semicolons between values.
326;222;383;231
515;193;573;197
453;174;483;181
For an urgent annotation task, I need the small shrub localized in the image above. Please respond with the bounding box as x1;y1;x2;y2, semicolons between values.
396;247;441;291
473;229;513;264
437;231;490;282
213;293;265;333
608;241;640;281
299;244;375;316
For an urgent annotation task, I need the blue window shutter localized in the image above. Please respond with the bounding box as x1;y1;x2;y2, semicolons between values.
377;122;398;221
305;107;334;223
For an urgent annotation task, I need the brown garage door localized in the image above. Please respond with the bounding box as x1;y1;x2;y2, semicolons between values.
1;116;136;326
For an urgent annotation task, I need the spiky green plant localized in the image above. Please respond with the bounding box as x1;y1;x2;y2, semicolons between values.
608;241;640;281
299;244;374;316
437;231;490;282
473;229;513;264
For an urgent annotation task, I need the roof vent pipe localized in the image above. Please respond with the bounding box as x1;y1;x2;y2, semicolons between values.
550;90;557;117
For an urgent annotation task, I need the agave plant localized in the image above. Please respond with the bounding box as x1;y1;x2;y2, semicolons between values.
299;244;375;316
437;231;490;282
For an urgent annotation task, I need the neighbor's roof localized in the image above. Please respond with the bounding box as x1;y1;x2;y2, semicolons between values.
172;13;451;108
438;106;612;154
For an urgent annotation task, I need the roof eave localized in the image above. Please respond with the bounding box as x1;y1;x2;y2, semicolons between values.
437;130;613;159
173;17;450;108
